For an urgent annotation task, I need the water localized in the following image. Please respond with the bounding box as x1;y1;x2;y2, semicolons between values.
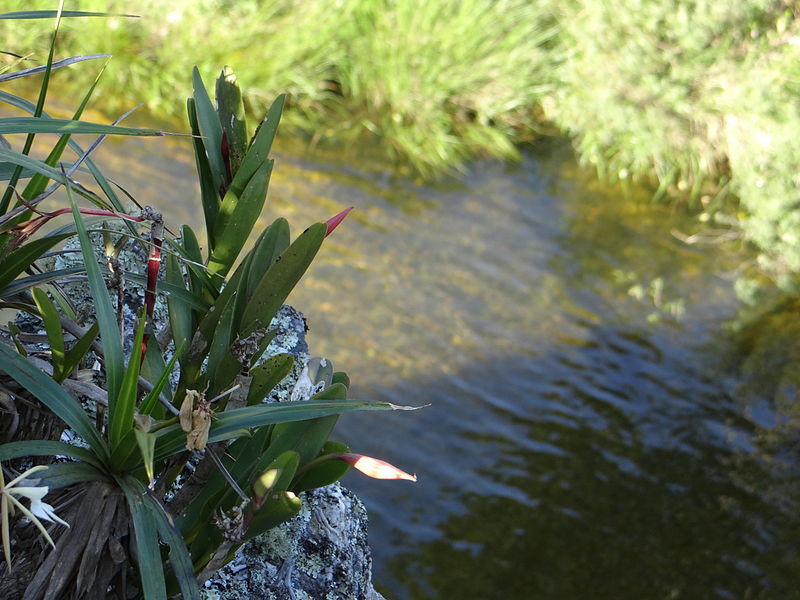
93;132;800;599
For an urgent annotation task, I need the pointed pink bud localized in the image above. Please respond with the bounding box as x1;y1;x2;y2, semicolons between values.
324;206;354;237
337;453;417;482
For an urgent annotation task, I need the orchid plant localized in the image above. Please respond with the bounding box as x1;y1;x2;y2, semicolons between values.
0;8;415;600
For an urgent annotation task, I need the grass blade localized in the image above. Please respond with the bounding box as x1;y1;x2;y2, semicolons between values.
0;54;108;83
0;10;137;19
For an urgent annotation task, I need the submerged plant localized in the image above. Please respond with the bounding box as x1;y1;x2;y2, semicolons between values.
0;9;415;599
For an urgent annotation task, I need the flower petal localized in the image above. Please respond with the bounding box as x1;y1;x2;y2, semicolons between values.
29;496;69;528
338;453;417;482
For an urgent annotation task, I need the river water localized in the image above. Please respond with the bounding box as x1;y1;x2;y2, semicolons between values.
92;130;800;599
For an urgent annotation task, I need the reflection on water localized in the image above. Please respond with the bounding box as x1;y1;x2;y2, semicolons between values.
92;132;800;599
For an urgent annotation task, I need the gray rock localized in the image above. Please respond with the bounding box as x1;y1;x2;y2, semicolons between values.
201;484;386;600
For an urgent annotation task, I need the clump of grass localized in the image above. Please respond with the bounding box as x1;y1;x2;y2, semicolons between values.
542;0;800;290
0;0;558;175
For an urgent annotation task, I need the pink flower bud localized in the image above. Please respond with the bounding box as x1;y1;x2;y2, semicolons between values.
324;206;354;237
337;453;416;482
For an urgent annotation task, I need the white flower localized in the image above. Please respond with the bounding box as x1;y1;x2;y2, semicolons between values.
1;464;69;573
14;485;70;527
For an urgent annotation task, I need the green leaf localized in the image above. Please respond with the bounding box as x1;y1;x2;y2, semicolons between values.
207;290;241;395
0;343;107;459
0;146;67;185
0;10;137;19
187;97;219;253
36;461;109;489
234;95;285;196
216;66;248;176
31;288;66;379
192;67;226;203
240;223;326;335
0;440;103;468
266;384;347;467
243;491;301;542
134;429;157;485
21;59;106;201
61;321;99;381
109;311;146;450
123;270;211;313
252;451;299;499
69;186;124;404
245;354;294;405
0;266;83;302
0;232;73;294
0;117;163;137
246;218;290;299
208;160;273;276
146;493;202;600
118;476;168;600
165;253;193;364
146;397;411;466
291;441;351;493
139;339;185;416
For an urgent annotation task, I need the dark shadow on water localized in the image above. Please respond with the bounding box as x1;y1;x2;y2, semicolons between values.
336;324;800;600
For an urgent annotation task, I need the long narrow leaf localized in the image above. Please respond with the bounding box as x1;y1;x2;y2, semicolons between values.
0;117;163;137
0;232;73;293
145;492;202;600
187;98;219;251
139;339;185;415
69;184;124;402
232;94;285;197
36;461;109;489
0;343;107;458
0;55;108;83
0;5;60;216
0;266;83;298
62;321;99;378
0;440;103;468
191;67;225;202
240;223;326;335
109;311;146;450
31;288;66;379
118;476;168;600
147;398;415;465
124;271;211;312
22;60;108;199
0;10;137;19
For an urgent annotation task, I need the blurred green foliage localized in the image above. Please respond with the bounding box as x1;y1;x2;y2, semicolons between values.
3;0;800;290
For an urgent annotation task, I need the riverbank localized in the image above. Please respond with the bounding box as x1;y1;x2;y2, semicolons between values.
2;0;799;288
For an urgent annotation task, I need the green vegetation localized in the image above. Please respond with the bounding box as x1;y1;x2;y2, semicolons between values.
2;1;800;290
0;10;414;599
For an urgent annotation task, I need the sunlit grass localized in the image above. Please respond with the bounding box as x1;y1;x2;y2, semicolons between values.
0;0;557;175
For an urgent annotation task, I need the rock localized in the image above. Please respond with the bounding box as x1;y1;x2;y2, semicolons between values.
201;484;386;600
